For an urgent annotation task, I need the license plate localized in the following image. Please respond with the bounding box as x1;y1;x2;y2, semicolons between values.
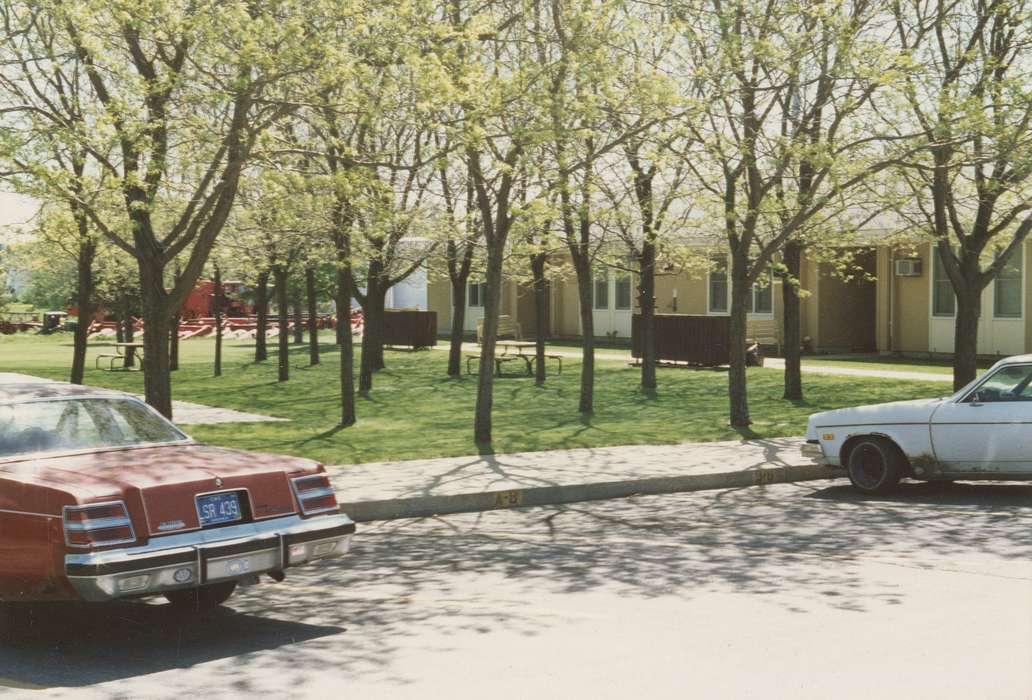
196;492;243;527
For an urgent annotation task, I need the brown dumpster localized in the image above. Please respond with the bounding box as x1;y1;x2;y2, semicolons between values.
631;314;730;366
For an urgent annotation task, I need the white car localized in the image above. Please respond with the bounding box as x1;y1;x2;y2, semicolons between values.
803;354;1032;494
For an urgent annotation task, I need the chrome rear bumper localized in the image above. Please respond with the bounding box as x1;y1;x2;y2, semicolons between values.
66;513;354;602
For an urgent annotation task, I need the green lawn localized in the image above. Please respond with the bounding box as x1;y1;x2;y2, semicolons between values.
0;332;948;465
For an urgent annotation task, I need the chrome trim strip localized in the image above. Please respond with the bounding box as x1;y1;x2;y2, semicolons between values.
66;514;353;568
0;507;60;520
297;487;335;500
64;516;133;531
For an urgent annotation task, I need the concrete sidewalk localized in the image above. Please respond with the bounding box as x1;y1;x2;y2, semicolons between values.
763;358;953;383
330;437;845;521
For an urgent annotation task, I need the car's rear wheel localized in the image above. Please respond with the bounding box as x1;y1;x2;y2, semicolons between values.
846;438;903;495
164;582;237;612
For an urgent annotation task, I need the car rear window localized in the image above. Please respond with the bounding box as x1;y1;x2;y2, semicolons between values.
0;398;188;458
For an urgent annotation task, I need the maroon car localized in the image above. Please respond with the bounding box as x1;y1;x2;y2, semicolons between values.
0;380;354;611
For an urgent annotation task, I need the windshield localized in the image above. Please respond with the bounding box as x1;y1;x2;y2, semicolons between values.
0;398;188;458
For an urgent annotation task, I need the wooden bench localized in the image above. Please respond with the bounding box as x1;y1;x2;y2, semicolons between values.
475;315;523;344
747;319;782;355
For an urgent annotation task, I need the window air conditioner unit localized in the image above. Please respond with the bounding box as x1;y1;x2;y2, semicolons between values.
894;258;923;277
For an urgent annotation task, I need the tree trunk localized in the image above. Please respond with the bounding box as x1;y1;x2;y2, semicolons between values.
781;241;803;401
170;313;180;373
138;265;173;419
306;266;320;366
473;248;504;443
213;265;223;377
292;289;304;344
728;257;751;428
121;295;135;369
169;264;181;373
531;253;548;385
639;240;657;391
334;236;356;426
953;288;980;391
448;277;468;377
274;266;289;382
575;262;595;414
359;284;387;393
255;270;269;362
70;239;96;385
336;304;346;345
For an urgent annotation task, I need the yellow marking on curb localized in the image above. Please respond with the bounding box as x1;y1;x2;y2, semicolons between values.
753;470;778;486
493;490;523;508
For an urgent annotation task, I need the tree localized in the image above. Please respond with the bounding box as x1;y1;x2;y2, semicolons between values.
436;146;480;377
0;0;314;417
213;263;223;377
678;0;908;426
538;0;675;413
350;120;440;394
0;5;110;384
436;0;541;443
890;0;1032;389
305;265;320;365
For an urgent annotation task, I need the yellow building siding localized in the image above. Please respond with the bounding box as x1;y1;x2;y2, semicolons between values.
427;278;452;335
893;243;931;353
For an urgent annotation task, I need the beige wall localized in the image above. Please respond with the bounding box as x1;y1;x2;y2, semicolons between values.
427;278;452;335
894;243;932;353
553;278;581;337
873;243;931;354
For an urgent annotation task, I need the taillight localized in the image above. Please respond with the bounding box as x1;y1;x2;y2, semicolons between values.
290;474;339;516
63;501;136;548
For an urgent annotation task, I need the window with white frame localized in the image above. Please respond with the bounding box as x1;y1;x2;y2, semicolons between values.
593;274;609;310
467;282;487;308
932;249;955;317
614;274;632;310
994;249;1023;318
708;258;728;313
708;257;773;315
749;277;773;314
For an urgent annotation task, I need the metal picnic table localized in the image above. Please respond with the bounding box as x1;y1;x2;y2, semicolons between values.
466;340;563;377
96;342;145;371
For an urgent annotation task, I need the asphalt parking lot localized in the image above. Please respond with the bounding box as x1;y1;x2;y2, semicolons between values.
2;479;1031;699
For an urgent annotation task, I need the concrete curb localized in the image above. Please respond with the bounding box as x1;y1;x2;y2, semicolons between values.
339;463;846;522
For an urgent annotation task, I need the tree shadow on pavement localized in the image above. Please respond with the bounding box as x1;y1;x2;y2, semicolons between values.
3;481;1030;695
0;599;339;690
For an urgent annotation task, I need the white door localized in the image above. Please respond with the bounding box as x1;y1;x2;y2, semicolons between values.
463;282;486;333
930;363;1032;474
591;272;633;339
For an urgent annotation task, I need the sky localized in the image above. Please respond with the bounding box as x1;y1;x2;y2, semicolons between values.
0;190;38;243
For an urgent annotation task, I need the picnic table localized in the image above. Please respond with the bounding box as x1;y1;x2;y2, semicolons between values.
96;342;145;371
467;340;563;377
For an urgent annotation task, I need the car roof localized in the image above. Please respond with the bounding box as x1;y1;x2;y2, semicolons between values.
0;375;127;403
999;354;1032;365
